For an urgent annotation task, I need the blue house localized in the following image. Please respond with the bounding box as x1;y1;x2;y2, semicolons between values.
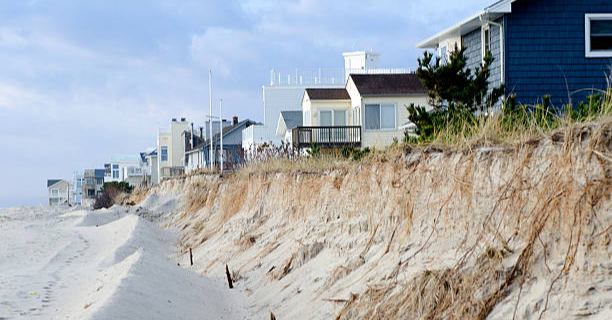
417;0;612;106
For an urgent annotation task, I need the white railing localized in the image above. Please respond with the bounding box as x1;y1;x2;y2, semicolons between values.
269;68;412;86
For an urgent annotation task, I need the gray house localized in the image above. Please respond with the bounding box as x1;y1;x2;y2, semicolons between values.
185;118;258;171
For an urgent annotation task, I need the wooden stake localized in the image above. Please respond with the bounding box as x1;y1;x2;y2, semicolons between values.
189;248;193;266
270;312;276;320
225;264;234;289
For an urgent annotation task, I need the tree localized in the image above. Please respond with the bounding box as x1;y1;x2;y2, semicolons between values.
406;45;506;140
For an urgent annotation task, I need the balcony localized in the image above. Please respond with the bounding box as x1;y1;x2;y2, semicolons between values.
291;126;361;149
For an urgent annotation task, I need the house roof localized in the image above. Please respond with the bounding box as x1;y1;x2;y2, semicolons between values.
47;179;62;188
276;111;303;137
349;73;426;96
305;88;350;100
187;119;258;153
280;111;303;130
417;0;518;48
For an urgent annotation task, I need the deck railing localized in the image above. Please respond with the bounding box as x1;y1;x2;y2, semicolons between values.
292;126;361;148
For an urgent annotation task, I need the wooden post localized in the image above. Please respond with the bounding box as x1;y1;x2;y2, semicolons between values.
225;264;234;289
189;248;193;266
270;312;277;320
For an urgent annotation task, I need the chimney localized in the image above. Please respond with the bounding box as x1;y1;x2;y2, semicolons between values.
190;123;194;149
199;126;203;140
232;116;238;125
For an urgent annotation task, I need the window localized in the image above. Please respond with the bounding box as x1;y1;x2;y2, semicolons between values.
482;24;491;60
96;178;104;185
112;164;119;179
87;189;95;197
586;14;612;57
161;146;169;162
51;189;59;196
364;104;396;130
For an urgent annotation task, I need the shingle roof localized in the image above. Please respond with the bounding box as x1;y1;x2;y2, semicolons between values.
189;119;258;151
349;73;426;96
280;111;303;130
47;179;62;188
305;88;350;100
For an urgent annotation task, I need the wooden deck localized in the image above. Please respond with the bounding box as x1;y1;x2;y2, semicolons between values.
291;126;361;148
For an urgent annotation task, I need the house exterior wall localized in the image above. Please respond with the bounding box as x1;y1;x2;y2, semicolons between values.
48;180;73;206
462;17;504;93
303;99;351;126
359;96;429;149
157;133;171;180
170;120;189;167
149;154;159;185
505;0;612;105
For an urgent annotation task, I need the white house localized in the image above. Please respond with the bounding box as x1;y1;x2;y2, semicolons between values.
243;51;411;154
292;73;428;149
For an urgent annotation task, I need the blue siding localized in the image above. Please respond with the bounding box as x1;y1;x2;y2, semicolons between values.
462;17;504;95
506;0;612;106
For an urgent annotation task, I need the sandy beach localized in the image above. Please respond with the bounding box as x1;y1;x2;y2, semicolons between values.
0;205;249;320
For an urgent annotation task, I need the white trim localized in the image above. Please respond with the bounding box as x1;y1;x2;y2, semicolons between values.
416;0;517;49
481;23;491;64
585;13;612;58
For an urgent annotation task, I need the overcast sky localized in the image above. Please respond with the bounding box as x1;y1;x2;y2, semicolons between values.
0;0;489;207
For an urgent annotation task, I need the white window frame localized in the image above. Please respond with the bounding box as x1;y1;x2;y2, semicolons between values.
363;103;397;132
317;109;348;126
585;13;612;58
51;188;59;196
481;24;491;63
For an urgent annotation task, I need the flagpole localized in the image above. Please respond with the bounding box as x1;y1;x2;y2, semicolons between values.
219;99;223;173
208;70;213;171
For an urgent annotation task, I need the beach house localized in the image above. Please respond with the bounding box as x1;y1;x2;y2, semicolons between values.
47;179;74;206
82;169;105;206
242;51;411;154
292;73;428;150
417;0;612;106
186;118;257;171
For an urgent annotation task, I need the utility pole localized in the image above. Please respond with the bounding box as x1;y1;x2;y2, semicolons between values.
208;70;214;171
219;99;223;173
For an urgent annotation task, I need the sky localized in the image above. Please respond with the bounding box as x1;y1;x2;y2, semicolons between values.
0;0;489;207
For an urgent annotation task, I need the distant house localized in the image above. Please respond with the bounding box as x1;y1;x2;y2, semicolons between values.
417;0;612;106
82;169;105;206
186;118;257;171
47;179;74;206
73;172;84;205
145;149;159;185
105;155;150;187
293;73;428;149
275;111;303;145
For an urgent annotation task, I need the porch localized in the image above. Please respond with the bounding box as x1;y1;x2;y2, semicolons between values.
291;126;361;149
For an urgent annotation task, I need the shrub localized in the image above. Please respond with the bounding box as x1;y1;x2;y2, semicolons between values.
93;181;133;210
